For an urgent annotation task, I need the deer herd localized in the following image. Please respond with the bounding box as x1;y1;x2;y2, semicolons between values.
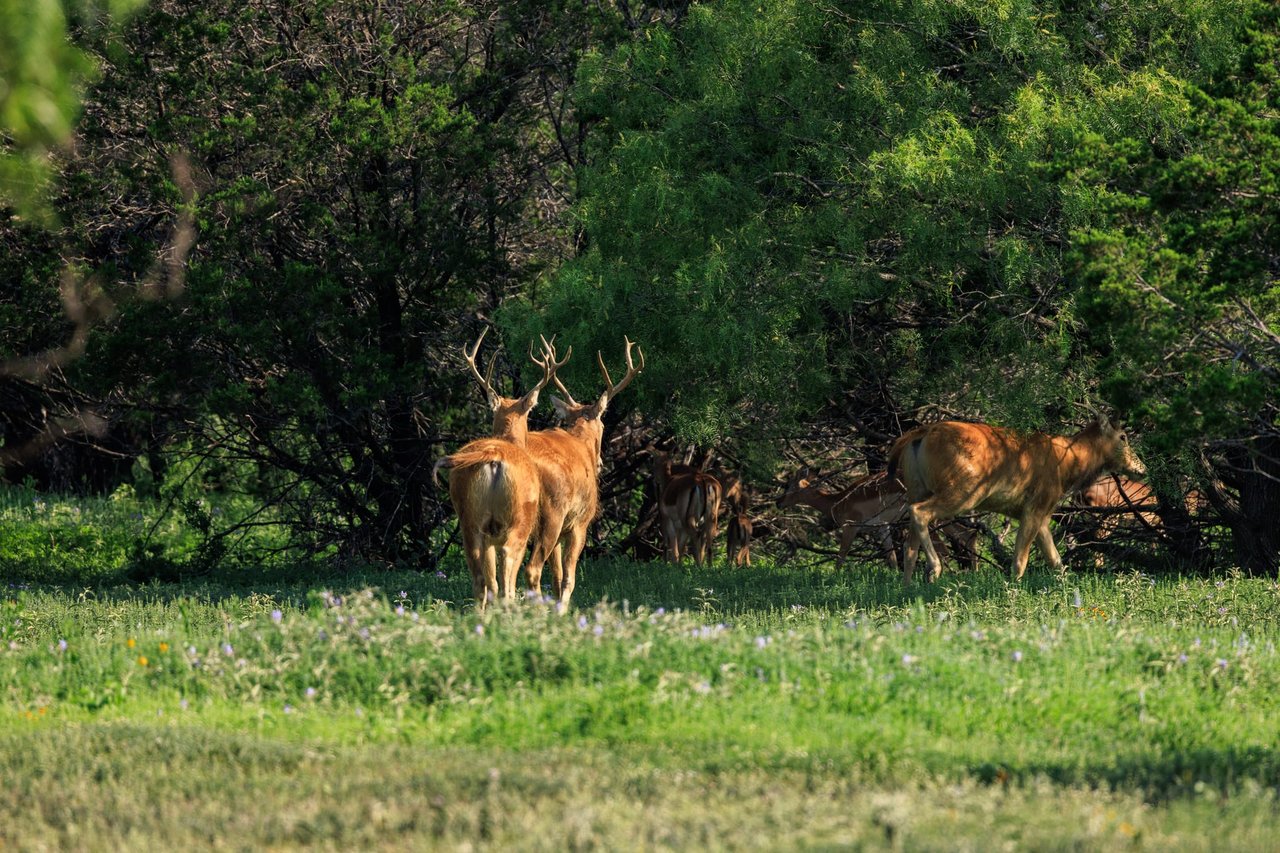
435;330;1164;610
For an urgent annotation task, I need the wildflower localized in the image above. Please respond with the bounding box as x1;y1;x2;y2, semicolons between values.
1178;654;1188;664
902;654;918;666
1011;650;1023;663
435;571;447;579
221;643;234;657
394;605;405;616
755;635;770;649
592;624;604;637
1072;590;1082;608
270;609;283;623
474;624;485;636
578;615;589;629
1216;659;1229;670
655;607;666;617
179;698;189;711
137;655;149;667
283;704;294;714
127;638;136;649
158;642;169;653
305;687;317;699
398;591;408;599
57;639;67;651
187;646;197;656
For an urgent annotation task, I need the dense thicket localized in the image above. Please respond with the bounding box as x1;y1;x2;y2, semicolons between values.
2;0;1277;572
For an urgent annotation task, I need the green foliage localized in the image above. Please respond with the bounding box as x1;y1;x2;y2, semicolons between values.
0;0;145;221
1068;4;1280;450
0;483;290;584
511;0;1254;457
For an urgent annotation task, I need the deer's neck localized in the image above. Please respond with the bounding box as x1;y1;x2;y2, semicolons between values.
492;411;529;446
1054;432;1107;494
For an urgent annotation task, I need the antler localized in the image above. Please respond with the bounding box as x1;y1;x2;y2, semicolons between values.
596;336;644;404
463;328;500;404
523;333;572;406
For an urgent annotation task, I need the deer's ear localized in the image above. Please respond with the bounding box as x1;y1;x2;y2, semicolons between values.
550;396;571;421
517;387;540;414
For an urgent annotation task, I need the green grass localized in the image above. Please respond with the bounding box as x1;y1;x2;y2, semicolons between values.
2;488;1279;848
4;559;1280;849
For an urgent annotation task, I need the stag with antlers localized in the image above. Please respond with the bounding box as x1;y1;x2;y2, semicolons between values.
432;329;569;610
520;336;644;606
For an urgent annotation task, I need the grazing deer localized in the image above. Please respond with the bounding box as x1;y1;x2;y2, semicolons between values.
653;453;723;566
888;416;1146;584
1067;475;1206;567
431;329;567;609
776;469;977;572
727;511;753;566
521;337;644;606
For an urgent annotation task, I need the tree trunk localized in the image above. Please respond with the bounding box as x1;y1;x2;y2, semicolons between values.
1230;434;1280;576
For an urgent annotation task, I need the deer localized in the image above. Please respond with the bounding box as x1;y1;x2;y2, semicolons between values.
431;329;568;609
520;336;644;606
653;453;723;566
1066;475;1206;567
888;416;1146;585
776;468;977;572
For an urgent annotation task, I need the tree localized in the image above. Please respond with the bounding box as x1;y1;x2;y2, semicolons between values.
511;0;1251;452
21;0;674;563
1069;4;1280;573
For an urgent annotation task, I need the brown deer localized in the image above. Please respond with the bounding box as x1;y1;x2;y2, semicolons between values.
431;329;567;609
776;469;977;572
653;453;723;566
888;417;1146;584
1066;475;1205;567
521;337;644;606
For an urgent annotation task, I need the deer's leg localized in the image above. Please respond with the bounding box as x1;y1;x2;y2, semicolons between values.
1011;516;1039;580
461;528;488;611
526;511;566;595
480;542;499;609
906;501;945;583
877;524;899;571
1034;518;1063;574
660;511;680;564
548;542;565;600
559;522;588;607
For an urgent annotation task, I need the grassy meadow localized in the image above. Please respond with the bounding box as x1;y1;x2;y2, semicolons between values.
3;490;1280;850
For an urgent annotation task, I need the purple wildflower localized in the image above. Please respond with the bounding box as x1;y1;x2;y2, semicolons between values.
305;687;317;698
270;609;283;623
1011;650;1023;663
57;639;67;651
221;643;234;657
